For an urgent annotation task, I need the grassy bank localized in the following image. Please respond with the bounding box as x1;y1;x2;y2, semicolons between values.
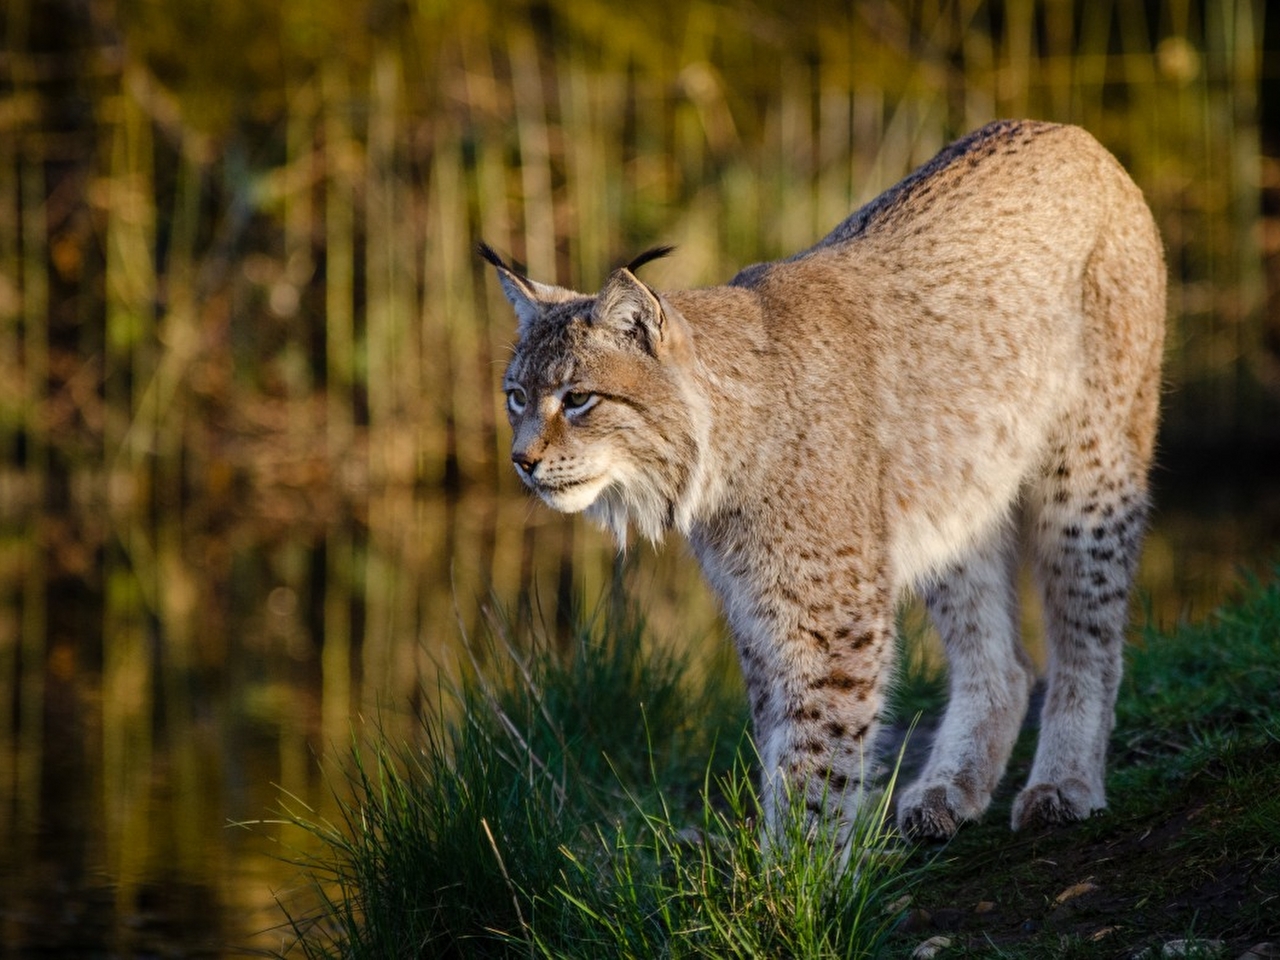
269;571;1280;958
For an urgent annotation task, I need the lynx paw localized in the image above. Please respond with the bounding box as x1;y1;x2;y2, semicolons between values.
1011;779;1098;830
896;785;962;841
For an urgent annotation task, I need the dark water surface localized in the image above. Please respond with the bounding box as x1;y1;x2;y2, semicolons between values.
0;457;1276;957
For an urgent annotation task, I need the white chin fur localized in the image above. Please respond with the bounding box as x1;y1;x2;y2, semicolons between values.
536;475;611;514
585;477;672;549
533;464;683;552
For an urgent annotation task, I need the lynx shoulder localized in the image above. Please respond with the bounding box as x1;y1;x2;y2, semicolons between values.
485;119;1165;846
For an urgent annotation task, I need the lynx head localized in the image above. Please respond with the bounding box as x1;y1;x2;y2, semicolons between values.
481;243;706;545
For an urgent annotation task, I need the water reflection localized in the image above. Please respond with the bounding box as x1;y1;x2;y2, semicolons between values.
0;460;1275;956
0;471;725;956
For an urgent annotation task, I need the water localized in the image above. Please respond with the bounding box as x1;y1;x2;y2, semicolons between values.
0;473;726;957
0;455;1275;957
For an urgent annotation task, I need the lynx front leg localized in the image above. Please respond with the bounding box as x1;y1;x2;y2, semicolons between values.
744;595;897;850
895;520;1035;840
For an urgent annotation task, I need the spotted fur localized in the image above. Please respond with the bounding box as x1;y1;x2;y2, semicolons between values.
485;120;1165;848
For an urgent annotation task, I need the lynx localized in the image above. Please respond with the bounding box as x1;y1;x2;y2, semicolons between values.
483;120;1165;845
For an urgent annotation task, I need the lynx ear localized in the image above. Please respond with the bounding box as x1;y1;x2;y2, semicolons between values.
478;242;577;336
594;268;667;354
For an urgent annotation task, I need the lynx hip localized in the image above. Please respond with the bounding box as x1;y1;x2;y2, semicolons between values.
484;120;1165;845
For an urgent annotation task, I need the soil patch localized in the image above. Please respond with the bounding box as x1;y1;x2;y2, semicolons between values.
881;706;1280;956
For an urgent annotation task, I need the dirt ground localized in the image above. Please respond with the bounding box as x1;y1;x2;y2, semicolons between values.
880;703;1280;957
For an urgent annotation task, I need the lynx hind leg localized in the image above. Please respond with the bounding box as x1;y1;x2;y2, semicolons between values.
895;520;1035;841
1014;428;1151;831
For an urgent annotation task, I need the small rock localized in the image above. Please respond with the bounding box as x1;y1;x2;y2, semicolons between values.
1161;939;1225;958
1238;946;1279;960
1052;880;1098;906
885;894;913;915
913;935;953;959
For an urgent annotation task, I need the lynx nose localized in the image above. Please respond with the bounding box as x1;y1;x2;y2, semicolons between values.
512;451;540;476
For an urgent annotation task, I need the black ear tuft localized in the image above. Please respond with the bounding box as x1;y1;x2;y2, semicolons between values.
624;245;676;275
477;241;509;270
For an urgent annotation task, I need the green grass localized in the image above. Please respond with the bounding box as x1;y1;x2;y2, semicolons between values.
269;595;910;958
542;755;910;959
270;570;1280;959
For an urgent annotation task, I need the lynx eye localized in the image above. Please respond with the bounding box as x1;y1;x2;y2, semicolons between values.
562;391;597;416
505;387;527;415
